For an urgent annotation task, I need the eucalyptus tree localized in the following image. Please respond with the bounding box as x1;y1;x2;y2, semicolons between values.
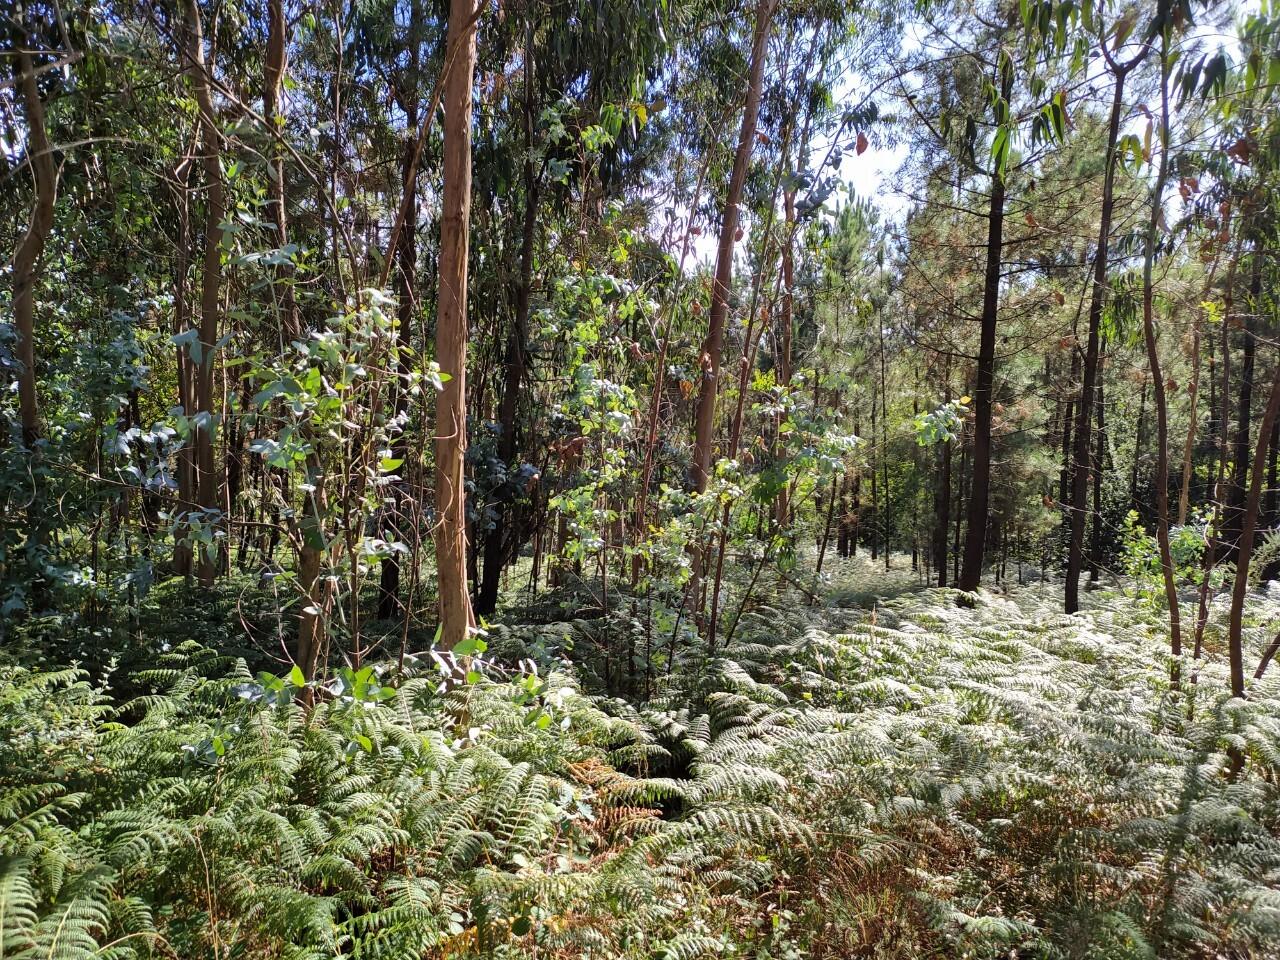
5;3;61;614
690;0;776;514
9;3;58;455
1136;0;1193;665
431;0;483;649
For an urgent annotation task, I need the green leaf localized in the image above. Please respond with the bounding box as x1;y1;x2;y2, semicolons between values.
172;328;203;366
452;633;488;657
990;126;1010;176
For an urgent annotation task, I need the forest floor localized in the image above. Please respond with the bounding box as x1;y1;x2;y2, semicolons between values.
4;559;1280;959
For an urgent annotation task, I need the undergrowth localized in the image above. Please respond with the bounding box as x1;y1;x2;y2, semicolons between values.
3;567;1280;959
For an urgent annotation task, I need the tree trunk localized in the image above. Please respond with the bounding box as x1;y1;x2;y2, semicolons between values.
1177;312;1201;525
173;154;195;577
260;0;327;675
774;188;795;529
1089;366;1106;581
378;117;419;621
879;313;891;570
184;0;226;589
1129;373;1147;510
687;0;773;618
1192;292;1236;662
816;476;837;574
1267;418;1280;532
958;170;1005;590
870;378;879;561
476;22;537;617
12;33;57;451
1066;68;1129;613
1227;362;1280;700
1176;249;1225;524
1222;245;1261;562
850;408;861;555
433;0;480;649
934;366;952;586
264;0;294;339
690;0;774;495
837;473;851;558
12;21;59;606
1139;35;1182;663
953;430;967;585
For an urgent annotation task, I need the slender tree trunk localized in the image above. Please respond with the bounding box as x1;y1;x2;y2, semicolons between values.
953;430;968;584
1227;363;1280;700
173;154;195;577
816;475;838;574
1193;293;1236;662
12;34;57;452
1222;245;1262;562
264;0;293;336
959;170;1006;590
1130;374;1147;510
837;473;851;558
851;408;861;555
775;189;795;529
1256;631;1280;683
688;0;773;618
1089;367;1106;581
1178;315;1202;525
261;0;327;675
1044;354;1056;450
1066;67;1130;613
433;0;480;649
477;23;537;617
1267;420;1280;529
870;379;879;561
708;187;788;647
879;314;891;570
184;0;226;589
934;365;952;586
1139;33;1182;663
999;523;1008;582
1177;252;1225;524
934;442;953;586
223;375;252;574
12;23;59;605
690;0;774;496
379;115;419;620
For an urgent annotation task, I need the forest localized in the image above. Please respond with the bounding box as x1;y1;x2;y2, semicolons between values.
3;0;1280;956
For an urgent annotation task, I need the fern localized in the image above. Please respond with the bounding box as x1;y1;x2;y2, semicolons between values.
3;570;1280;958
